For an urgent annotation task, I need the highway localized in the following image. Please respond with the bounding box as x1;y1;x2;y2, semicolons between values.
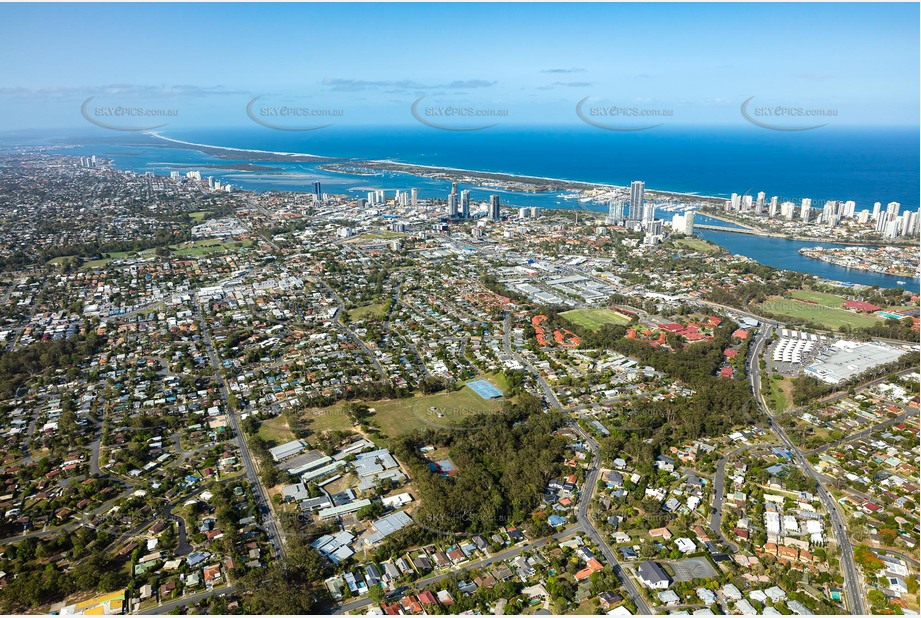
747;324;867;615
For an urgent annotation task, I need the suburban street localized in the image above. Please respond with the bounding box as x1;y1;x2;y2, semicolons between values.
747;324;868;615
195;295;285;561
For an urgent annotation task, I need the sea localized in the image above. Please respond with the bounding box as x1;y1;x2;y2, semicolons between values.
3;124;918;289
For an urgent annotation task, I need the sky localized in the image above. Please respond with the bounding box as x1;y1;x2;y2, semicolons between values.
0;3;918;131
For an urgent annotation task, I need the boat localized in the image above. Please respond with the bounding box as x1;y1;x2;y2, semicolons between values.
897;280;907;285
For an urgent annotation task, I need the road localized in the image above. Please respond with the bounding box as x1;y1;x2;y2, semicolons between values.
707;443;778;552
195;295;285;561
332;526;584;615
140;585;236;615
500;310;653;615
747;324;867;615
568;420;654;615
313;277;387;381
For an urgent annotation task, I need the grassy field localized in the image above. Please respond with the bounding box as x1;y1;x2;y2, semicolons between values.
789;289;846;307
768;375;793;414
257;415;296;447
561;308;632;330
348;302;389;322
674;236;721;254
189;211;212;222
306;374;508;441
761;298;879;330
169;239;247;257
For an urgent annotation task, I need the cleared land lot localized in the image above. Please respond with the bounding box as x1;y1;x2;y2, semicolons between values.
663;557;718;582
348;302;389;321
761;298;878;330
561;308;632;330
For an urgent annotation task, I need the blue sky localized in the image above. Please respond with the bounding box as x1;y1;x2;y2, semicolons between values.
0;3;918;130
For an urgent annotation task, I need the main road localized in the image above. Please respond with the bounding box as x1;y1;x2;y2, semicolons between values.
747;324;867;615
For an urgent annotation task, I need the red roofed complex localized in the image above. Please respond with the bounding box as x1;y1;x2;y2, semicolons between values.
843;300;880;312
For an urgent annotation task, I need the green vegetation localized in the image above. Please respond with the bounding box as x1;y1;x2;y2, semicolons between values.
789;289;846;307
674;236;721;254
390;394;565;536
560;308;632;330
347;302;389;322
761;298;879;330
768;375;791;414
239;545;330;614
257;415;296;446
189;210;212;222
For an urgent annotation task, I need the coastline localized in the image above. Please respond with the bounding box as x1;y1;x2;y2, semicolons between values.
147;131;729;205
146;131;338;163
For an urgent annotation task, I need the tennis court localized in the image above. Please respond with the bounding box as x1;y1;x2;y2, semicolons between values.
468;379;503;399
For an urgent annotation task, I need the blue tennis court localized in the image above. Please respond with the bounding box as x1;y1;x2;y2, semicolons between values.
467;379;503;399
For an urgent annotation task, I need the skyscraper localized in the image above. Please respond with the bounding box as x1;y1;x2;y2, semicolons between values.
886;201;901;220
411;188;418;208
800;198;812;221
629;181;645;220
460;190;471;219
447;192;458;217
313;182;322;201
872;202;882;221
641;202;656;225
607;198;625;223
488;195;501;221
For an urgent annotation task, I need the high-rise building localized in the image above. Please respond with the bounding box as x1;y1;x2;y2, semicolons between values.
629;181;645;220
768;196;780;218
488;195;501;221
607;199;626;223
447;192;458;217
671;212;695;235
872;202;882;221
886;201;901;220
641;202;656;225
857;210;870;224
800;198;812;221
741;195;753;212
883;219;900;240
843;200;856;218
730;193;741;211
313;182;322;201
460;190;471;219
411;188;418;208
756;192;766;212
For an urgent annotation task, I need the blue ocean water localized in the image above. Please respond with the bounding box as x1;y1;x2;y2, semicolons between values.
157;124;920;211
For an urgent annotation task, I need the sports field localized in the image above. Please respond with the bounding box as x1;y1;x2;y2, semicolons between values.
789;289;846;307
761;298;878;330
561;308;632;330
